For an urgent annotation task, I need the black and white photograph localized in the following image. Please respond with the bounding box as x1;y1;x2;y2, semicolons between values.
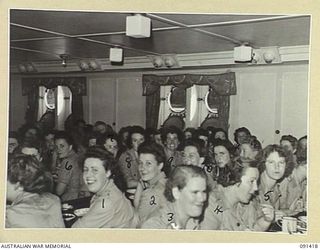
4;4;314;241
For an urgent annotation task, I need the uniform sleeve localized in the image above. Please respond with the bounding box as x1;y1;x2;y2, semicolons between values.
200;194;222;230
72;196;115;228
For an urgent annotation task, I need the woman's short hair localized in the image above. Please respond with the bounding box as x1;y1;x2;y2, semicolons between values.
138;142;166;164
127;126;145;149
161;126;184;144
54;131;74;146
258;144;294;179
164;165;208;202
83;146;126;191
211;139;236;157
241;136;262;152
224;160;260;187
96;133;119;146
234;127;251;144
183;139;206;158
280;135;298;150
7;154;53;194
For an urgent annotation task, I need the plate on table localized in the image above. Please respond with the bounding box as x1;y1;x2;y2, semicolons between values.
74;208;90;217
63;213;76;221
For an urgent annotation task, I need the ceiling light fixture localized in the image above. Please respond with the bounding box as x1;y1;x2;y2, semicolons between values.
126;14;151;38
60;54;69;67
109;47;124;65
17;63;37;73
149;55;180;69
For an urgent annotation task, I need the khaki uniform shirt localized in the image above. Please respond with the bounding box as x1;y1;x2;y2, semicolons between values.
72;179;135;228
137;172;167;224
6;192;65;228
119;149;141;187
55;150;82;202
141;202;200;230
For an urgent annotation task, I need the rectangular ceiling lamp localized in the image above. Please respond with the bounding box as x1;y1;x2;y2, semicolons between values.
110;47;123;65
126;14;151;38
234;45;253;62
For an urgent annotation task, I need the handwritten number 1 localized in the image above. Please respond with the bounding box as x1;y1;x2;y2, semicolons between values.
102;199;105;208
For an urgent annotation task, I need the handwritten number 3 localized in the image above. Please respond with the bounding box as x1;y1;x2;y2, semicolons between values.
167;213;174;222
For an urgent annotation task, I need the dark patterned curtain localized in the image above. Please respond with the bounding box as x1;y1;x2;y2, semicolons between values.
142;72;236;130
22;77;86;124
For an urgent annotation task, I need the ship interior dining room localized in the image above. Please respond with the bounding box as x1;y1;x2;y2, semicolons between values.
5;8;311;233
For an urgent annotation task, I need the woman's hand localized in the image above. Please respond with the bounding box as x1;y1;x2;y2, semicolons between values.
275;209;286;221
260;204;275;222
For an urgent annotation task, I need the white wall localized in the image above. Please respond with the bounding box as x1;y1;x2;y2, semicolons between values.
9;62;308;143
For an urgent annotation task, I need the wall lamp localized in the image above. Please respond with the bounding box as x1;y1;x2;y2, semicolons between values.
148;54;180;69
60;54;70;67
78;59;101;71
17;63;37;73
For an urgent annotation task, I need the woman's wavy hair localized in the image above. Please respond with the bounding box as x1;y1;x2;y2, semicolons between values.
164;165;208;202
7;154;53;194
126;126;145;149
83;146;126;192
138;142;166;164
257;144;295;181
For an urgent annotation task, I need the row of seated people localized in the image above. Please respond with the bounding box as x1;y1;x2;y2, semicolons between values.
6;121;307;230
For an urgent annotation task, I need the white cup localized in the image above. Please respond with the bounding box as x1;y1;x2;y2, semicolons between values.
282;217;297;233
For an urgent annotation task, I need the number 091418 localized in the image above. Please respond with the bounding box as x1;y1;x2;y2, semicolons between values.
300;244;318;248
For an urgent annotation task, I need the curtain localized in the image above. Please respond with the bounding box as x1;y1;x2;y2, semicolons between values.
142;72;236;129
145;88;160;129
22;77;86;125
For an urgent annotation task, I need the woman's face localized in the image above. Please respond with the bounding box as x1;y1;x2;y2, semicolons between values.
83;158;110;193
131;133;145;151
236;131;248;145
154;134;163;146
184;131;192;140
8;138;19;154
280;140;294;152
239;143;258;162
236;167;259;204
55;138;72;159
139;153;162;182
104;138;119;158
265;151;286;181
214;145;231;168
183;145;202;166
174;176;207;218
165;133;179;151
214;131;226;140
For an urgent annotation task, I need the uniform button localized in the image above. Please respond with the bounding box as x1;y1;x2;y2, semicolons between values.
236;223;240;227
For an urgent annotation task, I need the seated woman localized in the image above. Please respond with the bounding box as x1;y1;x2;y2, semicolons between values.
72;147;135;228
6;155;65;228
201;161;274;231
211;139;237;186
134;142;167;226
182;139;217;190
279;145;307;214
53;131;82;202
257;144;294;220
161;126;184;175
97;133;120;160
141;165;208;230
236;136;262;164
118;126;145;189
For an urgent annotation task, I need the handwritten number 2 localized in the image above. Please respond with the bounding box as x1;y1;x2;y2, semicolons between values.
150;195;156;205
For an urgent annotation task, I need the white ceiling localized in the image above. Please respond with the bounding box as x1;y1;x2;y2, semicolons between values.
10;10;311;70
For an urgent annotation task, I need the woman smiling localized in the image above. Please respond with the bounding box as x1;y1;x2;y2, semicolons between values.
141;165;208;230
72;147;135;228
